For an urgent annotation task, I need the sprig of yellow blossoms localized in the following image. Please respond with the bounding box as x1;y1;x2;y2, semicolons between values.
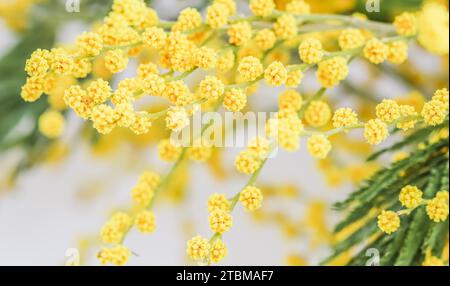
20;0;449;265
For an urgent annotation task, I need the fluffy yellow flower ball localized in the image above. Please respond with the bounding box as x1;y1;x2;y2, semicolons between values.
100;221;123;244
248;136;271;158
307;134;332;159
338;28;365;51
249;0;275;17
238;56;263;81
399;185;423;209
285;69;304;88
421;100;447;126
104;49;129;74
199;76;225;99
363;38;388;64
206;3;229;29
417;3;449;55
332;107;358;129
131;182;154;207
188;142;212;162
76;32;103;57
279;90;302;111
239;186;263;211
158;139;182;161
208;209;233;234
286;0;310;14
187;235;210;260
194;47;217;69
142;27;167;50
432;88;449;110
166;107;190;132
25;49;49;77
97;245;131;266
255;29;277;50
376;99;400;123
316;57;349;88
210;240;227;263
298;38;323;64
172;7;202;32
273;14;297;40
223;88;247;112
364;119;389;145
377;210;400;235
304;100;331;127
38;110;65;138
235;150;262;174
426;196;449;223
264;61;288;86
387;41;408;65
135;210;157;233
393;12;417;36
91;104;116;134
228;22;252;46
208;193;231;213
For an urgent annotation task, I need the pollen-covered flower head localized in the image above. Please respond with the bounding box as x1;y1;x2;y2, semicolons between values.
249;0;275;17
377;210;400;234
399;185;423;209
307;134;332;159
228;22;252;46
208;193;231;213
316;56;349;88
76;32;103;57
142;27;167;50
387;41;408;65
376;99;400;123
298;38;323;64
199;76;225;99
235;150;262;174
166;106;190;132
255;29;276;50
304;100;331;127
237;56;263;82
393;12;417;36
158;139;182;162
186;235;210;261
91;104;116;134
264;61;287;86
172;7;202;32
363;38;388;64
223;88;247;112
208;209;233;234
426;195;449;223
364;119;389;145
417;3;449;55
279;90;303;111
285;0;310;14
338;28;365;51
206;2;229;29
135;210;156;233
421;100;447;126
239;186;263;211
332;107;358;129
273;14;297;40
38;110;65;139
210;240;227;264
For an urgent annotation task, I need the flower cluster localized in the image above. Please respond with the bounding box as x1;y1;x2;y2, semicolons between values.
378;187;449;235
18;0;450;266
